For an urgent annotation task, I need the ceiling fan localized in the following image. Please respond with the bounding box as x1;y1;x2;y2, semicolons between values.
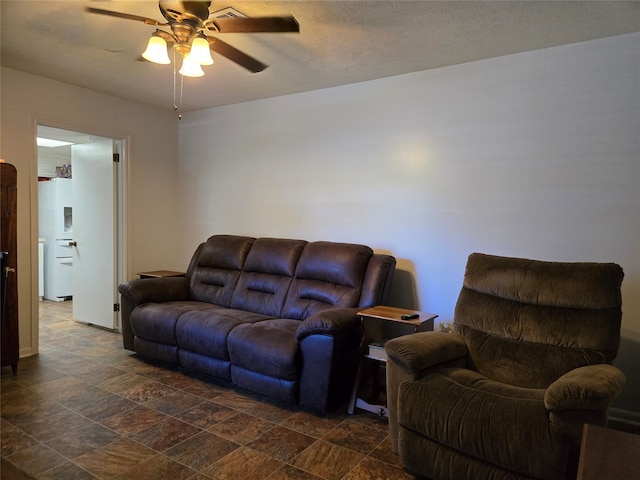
86;0;299;74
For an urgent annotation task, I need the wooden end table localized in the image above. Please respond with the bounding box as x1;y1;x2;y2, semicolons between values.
348;305;438;417
137;270;185;279
576;423;640;480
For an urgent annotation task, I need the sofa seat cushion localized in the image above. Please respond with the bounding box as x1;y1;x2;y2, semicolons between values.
398;367;569;480
176;308;274;360
131;301;223;345
227;319;301;380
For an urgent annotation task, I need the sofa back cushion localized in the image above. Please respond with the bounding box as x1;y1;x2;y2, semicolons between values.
454;253;624;388
282;241;373;319
231;238;307;316
190;235;255;306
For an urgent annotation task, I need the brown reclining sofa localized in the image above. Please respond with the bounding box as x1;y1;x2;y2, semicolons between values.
118;234;396;412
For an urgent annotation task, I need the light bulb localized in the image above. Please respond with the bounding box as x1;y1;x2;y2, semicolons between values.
142;35;171;64
187;36;214;65
179;56;205;77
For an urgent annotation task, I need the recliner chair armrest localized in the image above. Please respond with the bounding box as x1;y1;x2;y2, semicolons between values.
386;331;468;454
296;308;360;341
544;364;626;412
385;331;468;372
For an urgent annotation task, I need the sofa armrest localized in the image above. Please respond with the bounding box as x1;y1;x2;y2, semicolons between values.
385;331;469;372
295;307;360;341
118;277;190;350
118;277;191;306
544;364;626;412
296;307;363;411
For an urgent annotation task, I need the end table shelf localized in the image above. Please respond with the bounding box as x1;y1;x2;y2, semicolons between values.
348;306;438;417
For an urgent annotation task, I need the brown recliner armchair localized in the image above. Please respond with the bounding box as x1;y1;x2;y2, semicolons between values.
385;253;626;480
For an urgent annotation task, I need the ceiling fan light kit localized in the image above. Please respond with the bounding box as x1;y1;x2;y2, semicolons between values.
87;0;299;114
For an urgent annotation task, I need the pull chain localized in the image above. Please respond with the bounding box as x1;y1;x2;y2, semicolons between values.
179;74;184;120
172;49;183;120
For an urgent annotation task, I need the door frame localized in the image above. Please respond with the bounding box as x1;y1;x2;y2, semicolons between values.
31;116;129;351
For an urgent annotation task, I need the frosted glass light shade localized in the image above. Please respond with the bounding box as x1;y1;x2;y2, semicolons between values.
187;36;214;65
179;56;205;77
142;36;171;64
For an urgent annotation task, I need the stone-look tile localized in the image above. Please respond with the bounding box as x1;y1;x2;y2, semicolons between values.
37;461;100;480
182;381;233;400
0;420;39;456
136;364;184;383
7;365;67;387
348;412;390;432
1;456;38;480
200;446;283;480
121;357;175;377
5;443;68;477
46;381;113;409
266;464;325;480
281;411;343;438
175;400;238;429
45;423;119;459
1;387;45;416
99;372;148;393
1;396;67;426
207;412;276;445
367;435;403;468
321;420;388;455
110;454;196;480
73;438;157;479
290;440;365;480
131;417;202;452
341;456;416;480
28;375;87;397
143;390;204;416
14;408;95;442
100;405;170;436
208;390;262;411
246;426;316;462
245;400;297;424
118;379;176;403
164;431;239;471
143;369;200;389
71;364;129;385
72;394;138;422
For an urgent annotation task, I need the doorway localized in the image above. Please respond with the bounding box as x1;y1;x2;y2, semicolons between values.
36;125;126;332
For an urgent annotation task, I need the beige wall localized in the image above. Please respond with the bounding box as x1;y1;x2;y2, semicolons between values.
0;67;181;357
178;33;640;418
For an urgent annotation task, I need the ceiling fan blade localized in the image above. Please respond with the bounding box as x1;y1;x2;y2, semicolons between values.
207;37;268;73
85;7;166;26
208;16;299;33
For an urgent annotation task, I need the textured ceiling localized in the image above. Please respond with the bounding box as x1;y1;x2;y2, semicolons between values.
2;1;640;113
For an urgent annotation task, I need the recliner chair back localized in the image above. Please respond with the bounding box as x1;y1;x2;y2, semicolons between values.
453;253;624;388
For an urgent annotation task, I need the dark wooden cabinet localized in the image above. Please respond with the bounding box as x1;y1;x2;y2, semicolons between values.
1;162;19;373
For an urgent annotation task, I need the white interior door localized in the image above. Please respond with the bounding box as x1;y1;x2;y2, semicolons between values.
71;139;117;329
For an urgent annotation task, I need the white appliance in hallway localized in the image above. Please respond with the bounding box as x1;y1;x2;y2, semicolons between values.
38;178;73;301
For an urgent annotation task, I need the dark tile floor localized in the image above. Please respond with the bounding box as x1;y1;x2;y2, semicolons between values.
1;301;419;480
